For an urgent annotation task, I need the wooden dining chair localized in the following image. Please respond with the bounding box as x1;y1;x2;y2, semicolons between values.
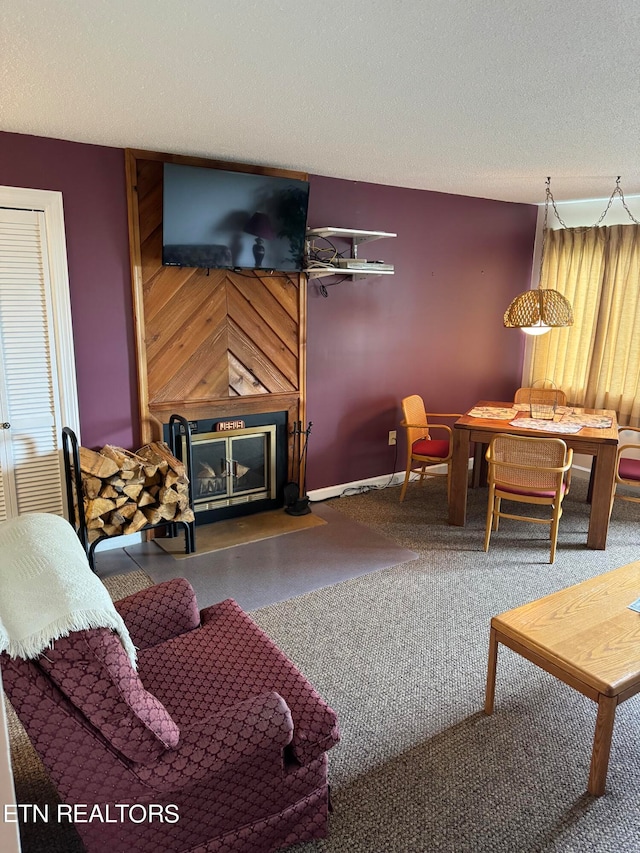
611;426;640;508
484;433;573;563
513;384;573;495
513;386;568;407
399;395;461;502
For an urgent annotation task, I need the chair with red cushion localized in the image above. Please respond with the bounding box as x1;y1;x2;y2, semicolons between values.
399;394;461;502
2;575;340;853
612;426;640;509
484;433;573;563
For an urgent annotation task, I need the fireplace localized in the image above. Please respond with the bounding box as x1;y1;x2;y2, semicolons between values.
164;411;288;525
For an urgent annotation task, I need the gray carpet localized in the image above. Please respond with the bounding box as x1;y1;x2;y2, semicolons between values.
249;476;640;853
124;501;418;610
8;476;640;852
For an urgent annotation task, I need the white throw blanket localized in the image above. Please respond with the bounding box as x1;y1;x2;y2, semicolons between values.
0;513;136;666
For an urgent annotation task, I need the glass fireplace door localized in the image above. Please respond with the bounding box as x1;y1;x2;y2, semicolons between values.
187;425;276;512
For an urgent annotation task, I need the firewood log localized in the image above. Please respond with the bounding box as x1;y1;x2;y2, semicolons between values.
124;510;148;534
158;502;177;521
86;498;116;521
141;506;163;525
107;476;126;491
158;485;180;505
83;476;103;500
137;490;155;507
99;445;128;468
123;483;143;500
79;447;119;479
174;507;195;523
99;484;119;499
164;469;186;488
118;502;138;520
138;441;185;476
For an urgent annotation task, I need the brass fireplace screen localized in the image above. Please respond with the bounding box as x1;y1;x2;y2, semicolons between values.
183;424;277;513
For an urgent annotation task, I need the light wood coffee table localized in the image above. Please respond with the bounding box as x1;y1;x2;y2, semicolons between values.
485;561;640;795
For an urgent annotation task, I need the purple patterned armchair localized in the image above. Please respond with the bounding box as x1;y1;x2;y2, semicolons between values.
2;577;340;853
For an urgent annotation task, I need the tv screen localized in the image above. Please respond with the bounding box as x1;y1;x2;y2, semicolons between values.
162;163;310;272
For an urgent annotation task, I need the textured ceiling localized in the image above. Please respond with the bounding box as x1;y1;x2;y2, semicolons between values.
2;0;640;204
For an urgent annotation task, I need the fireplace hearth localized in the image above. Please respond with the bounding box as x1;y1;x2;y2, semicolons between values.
164;412;287;525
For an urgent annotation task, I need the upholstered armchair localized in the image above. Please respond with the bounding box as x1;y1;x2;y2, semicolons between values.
2;576;340;853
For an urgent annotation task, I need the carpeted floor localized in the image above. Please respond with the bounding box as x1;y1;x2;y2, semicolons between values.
7;476;640;852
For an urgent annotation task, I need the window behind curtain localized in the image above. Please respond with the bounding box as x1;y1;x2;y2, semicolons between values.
527;223;640;426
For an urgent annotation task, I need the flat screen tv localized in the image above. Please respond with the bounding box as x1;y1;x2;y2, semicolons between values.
162;162;310;272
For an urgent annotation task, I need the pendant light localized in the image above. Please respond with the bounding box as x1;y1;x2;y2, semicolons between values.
505;176;640;335
504;178;573;336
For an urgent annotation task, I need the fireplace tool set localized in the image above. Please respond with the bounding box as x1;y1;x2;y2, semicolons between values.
284;421;312;516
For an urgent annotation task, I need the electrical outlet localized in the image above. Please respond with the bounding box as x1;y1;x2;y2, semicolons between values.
388;430;397;446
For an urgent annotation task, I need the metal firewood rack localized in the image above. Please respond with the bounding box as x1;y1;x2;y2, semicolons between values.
62;414;196;572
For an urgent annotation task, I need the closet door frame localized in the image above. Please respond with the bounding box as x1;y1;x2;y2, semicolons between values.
0;185;80;518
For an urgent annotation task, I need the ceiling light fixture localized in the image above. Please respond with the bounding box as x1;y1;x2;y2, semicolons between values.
504;177;573;336
504;176;640;336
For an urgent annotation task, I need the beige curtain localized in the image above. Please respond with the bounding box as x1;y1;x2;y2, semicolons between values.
528;224;640;426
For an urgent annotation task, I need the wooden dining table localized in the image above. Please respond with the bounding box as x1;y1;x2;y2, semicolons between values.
448;401;619;550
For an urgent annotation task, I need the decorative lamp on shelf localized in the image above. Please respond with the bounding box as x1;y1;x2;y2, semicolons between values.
244;212;275;267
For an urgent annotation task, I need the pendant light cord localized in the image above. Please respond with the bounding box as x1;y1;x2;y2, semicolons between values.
547;177;640;231
537;176;640;290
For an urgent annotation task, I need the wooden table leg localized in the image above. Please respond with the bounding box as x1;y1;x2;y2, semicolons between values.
471;442;488;488
449;427;470;526
484;626;498;715
588;693;618;796
587;444;617;550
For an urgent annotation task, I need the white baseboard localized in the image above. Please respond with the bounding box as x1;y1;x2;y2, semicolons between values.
307;457;592;504
308;470;409;502
307;461;454;502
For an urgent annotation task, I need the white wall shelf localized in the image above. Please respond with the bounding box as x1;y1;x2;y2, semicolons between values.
304;227;396;281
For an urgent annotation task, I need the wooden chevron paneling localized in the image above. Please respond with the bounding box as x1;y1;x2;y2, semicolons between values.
126;150;307;448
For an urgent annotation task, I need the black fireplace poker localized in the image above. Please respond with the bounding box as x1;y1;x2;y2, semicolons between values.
284;421;313;516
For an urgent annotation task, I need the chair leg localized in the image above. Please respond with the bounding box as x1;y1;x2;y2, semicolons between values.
484;487;495;552
493;497;501;531
549;503;562;563
399;464;411;502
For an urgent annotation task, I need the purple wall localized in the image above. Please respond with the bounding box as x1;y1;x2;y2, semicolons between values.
0;131;137;450
305;176;535;490
0;132;535;489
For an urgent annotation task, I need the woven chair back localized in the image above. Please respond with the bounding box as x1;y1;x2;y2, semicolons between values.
514;381;567;420
401;395;430;447
490;434;568;492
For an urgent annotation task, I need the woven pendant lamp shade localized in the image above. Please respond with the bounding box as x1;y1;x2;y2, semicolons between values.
504;288;574;330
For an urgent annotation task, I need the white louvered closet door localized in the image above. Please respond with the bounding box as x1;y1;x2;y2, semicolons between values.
0;207;67;521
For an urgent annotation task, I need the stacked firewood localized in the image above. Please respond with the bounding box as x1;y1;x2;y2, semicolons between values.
77;441;194;542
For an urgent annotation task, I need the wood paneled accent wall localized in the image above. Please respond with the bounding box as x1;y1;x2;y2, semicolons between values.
125;149;307;467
